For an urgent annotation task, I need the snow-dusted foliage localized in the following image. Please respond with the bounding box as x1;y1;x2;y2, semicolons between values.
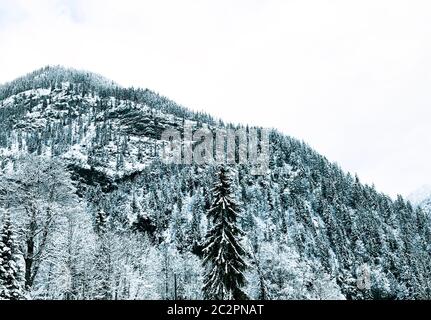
202;166;248;300
0;209;25;300
0;66;430;300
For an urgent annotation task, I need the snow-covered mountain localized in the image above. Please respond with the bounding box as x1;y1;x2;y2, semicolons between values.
0;66;430;300
408;185;431;218
408;185;431;206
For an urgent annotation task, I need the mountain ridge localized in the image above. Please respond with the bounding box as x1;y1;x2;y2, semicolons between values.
0;66;405;197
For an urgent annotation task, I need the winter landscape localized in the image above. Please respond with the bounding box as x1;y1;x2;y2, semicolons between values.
0;66;430;300
1;0;431;302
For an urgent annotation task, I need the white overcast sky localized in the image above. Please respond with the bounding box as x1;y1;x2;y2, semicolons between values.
0;0;431;198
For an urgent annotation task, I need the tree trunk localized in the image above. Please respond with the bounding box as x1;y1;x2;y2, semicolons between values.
24;237;35;288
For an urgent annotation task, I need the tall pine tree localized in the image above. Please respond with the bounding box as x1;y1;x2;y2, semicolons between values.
202;166;248;300
0;209;24;300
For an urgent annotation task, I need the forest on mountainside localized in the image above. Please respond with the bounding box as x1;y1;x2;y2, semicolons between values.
0;66;430;300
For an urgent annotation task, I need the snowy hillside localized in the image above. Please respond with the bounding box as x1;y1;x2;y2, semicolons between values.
0;66;430;300
408;185;431;218
408;185;431;206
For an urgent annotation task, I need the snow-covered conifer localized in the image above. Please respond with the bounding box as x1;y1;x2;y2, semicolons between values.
0;209;25;300
202;166;248;300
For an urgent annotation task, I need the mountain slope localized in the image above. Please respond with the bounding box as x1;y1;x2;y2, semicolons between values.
408;185;431;206
408;186;431;220
0;66;430;300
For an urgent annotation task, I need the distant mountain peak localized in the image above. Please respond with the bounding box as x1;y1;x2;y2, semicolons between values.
408;184;431;206
0;65;118;101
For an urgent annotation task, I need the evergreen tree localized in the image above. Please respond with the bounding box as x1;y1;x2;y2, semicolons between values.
0;210;24;300
202;166;248;300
